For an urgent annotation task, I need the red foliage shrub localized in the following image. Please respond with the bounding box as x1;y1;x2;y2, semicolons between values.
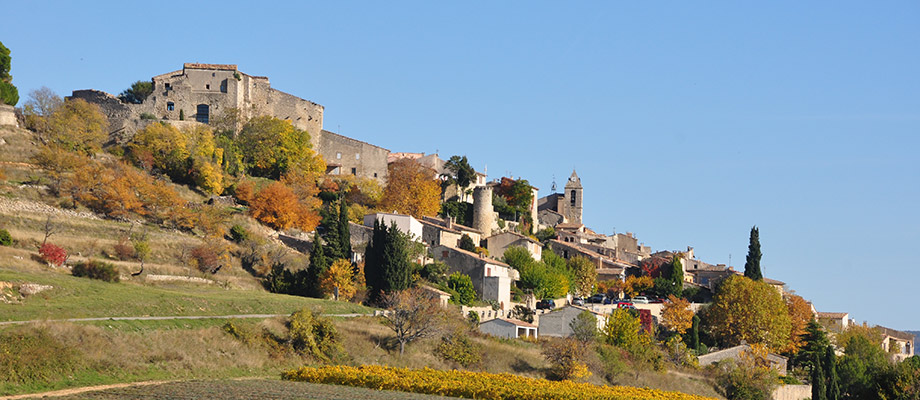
39;243;67;267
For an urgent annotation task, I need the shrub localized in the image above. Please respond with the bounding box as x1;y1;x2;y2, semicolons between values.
435;330;482;368
71;259;120;282
0;326;84;385
38;243;66;267
467;310;480;325
447;272;476;305
542;337;592;381
288;308;342;362
133;239;150;261
229;224;250;243
139;112;157;120
0;228;11;246
112;241;135;260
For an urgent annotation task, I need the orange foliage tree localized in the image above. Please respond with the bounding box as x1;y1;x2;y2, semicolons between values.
249;181;321;231
661;295;693;334
379;159;441;218
783;294;813;354
703;275;792;352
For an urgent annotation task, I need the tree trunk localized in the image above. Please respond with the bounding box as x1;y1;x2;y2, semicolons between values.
399;340;405;355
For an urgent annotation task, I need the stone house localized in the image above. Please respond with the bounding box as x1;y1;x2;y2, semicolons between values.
363;213;423;241
421;216;482;246
479;318;537;339
698;344;788;375
878;326;915;361
537;305;606;338
420;285;452;308
420;219;464;248
815;312;850;333
485;231;542;260
431;245;518;309
319;129;389;184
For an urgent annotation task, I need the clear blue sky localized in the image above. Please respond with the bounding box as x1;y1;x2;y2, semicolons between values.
3;2;918;329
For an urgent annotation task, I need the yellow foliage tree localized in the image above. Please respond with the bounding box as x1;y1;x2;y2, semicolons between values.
623;275;654;298
661;295;693;334
703;275;792;352
379;159;441;218
783;294;813;354
45;98;108;154
603;308;641;348
320;258;357;301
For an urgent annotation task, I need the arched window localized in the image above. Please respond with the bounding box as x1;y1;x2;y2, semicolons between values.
570;190;577;206
196;104;209;124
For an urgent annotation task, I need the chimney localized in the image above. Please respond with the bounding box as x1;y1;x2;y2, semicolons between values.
447;216;453;230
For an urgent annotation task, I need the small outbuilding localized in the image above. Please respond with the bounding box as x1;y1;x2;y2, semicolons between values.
537;305;606;338
479;318;538;339
697;344;788;375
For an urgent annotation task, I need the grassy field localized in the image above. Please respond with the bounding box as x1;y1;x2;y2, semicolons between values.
0;265;371;322
51;379;458;400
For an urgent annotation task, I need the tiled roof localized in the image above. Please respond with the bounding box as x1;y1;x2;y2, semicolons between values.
816;312;849;319
878;326;915;342
494;318;538;328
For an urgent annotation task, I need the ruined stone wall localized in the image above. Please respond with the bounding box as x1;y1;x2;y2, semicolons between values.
0;104;17;127
68;89;138;143
318;130;389;183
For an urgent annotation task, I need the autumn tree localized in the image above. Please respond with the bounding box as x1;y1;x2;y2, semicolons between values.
567;256;597;298
44;98;108;154
623;275;654;298
320;258;356;301
703;274;791;351
661;295;693;334
381;287;446;355
379;158;440;218
22;86;62;131
784;294;813;354
30;144;89;196
744;226;763;281
0;41;18;106
603;308;641;348
236;116;322;179
249;181;321;231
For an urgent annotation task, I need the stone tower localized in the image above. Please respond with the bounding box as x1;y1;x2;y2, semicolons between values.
472;186;495;237
564;170;583;224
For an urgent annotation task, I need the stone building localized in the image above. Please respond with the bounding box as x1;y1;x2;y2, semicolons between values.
431;245;518;308
319;129;389;183
485;231;542;260
878;326;915;361
70;63;388;182
537;170;583;226
537;305;606;338
479;318;538;339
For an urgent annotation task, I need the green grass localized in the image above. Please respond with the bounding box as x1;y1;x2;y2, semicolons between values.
0;268;373;322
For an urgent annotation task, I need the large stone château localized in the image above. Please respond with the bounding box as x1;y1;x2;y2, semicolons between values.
71;63;388;183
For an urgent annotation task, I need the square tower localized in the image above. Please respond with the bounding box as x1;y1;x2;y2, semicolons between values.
564;170;583;224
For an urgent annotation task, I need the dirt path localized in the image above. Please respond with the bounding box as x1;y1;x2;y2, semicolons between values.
0;380;178;399
0;313;371;326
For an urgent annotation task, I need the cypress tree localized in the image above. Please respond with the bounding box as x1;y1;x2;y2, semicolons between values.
812;353;827;400
825;345;840;400
689;314;701;353
364;219;386;304
307;232;328;297
337;197;352;261
744;225;763;280
320;205;343;260
381;222;411;293
669;255;683;293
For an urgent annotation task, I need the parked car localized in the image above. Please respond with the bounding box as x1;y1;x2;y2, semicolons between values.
631;296;650;304
572;297;585;306
588;294;607;304
536;299;556;310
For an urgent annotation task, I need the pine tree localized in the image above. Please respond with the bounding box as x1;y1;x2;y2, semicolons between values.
795;320;831;373
812;353;827;400
337;197;352;261
824;345;840;400
744;225;763;280
307;232;329;298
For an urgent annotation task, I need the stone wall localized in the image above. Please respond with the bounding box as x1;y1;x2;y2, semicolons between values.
69;90;137;142
0;104;17;127
772;385;811;400
318;130;389;183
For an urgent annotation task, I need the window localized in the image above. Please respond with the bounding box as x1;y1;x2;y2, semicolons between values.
355;153;360;160
220;79;228;93
211;72;216;77
196;104;210;124
205;84;210;90
167;102;174;111
336;152;341;159
570;190;577;206
351;167;357;175
164;83;171;90
373;173;378;178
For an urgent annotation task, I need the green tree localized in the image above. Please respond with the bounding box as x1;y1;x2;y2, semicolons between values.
688;314;701;353
838;332;889;399
812;353;827;400
567;256;597;298
337;197;352;261
447;272;476;305
703;275;791;351
793;320;831;374
570;310;599;343
118;80;153;104
744;226;763;281
307;232;329;298
443;155;476;198
458;234;476;252
236;116;319;179
825;345;840;400
364;221;411;304
0;41;18;106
